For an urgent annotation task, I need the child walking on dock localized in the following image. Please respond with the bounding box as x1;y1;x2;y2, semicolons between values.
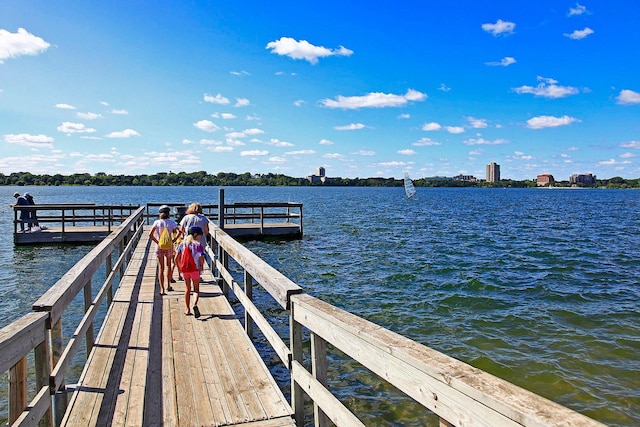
176;226;205;317
150;206;180;295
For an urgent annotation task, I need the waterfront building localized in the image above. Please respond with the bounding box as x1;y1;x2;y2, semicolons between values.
537;174;555;186
453;174;477;182
486;162;500;182
570;173;596;185
307;166;328;184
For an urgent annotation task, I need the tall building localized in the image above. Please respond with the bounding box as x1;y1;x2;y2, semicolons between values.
569;173;596;185
317;166;325;177
486;162;500;182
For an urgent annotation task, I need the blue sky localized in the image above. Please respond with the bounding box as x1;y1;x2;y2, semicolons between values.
1;1;639;180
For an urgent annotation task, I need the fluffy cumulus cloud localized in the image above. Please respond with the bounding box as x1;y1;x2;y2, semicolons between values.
564;27;594;40
513;76;579;98
55;103;77;110
568;3;589;16
413;137;441;146
4;133;54;148
322;89;426;109
481;19;516;36
266;37;353;64
485;56;516;67
526;115;580;129
204;93;230;104
616;89;640;105
76;112;102;120
422;122;442;131
398;149;417;156
445;126;465;134
0;28;50;63
620;141;640;149
57;122;97;134
334;123;366;131
467;117;488;128
105;129;140;138
194;120;220;132
235;98;250;107
240;150;269;156
463;138;509;146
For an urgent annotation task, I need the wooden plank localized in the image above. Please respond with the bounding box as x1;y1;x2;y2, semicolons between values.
161;297;178;426
12;386;52;427
0;312;48;373
170;296;198;426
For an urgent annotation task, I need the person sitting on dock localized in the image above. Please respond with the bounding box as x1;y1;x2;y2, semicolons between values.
150;205;180;295
176;226;205;317
12;192;30;232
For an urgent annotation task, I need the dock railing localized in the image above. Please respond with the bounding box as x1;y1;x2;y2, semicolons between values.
206;221;606;427
0;206;145;426
12;204;139;234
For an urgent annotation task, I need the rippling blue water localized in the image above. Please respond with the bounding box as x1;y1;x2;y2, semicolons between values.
1;186;638;426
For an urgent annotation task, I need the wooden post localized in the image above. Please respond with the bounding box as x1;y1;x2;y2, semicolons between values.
218;188;225;230
8;356;27;424
35;334;53;427
244;271;254;339
260;206;264;235
83;279;95;353
51;318;67;426
106;254;113;304
440;418;455;427
290;304;304;426
222;251;229;298
311;333;330;427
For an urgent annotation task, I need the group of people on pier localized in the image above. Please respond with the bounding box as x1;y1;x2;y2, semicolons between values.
150;202;209;317
12;191;40;232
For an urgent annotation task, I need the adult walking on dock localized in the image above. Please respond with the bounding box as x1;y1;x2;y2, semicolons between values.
179;202;209;247
176;225;205;316
150;205;180;295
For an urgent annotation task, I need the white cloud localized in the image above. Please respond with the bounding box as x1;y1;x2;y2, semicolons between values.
564;27;594;40
293;100;305;107
568;3;589;16
268;138;294;147
243;128;264;136
481;19;516;36
376;161;409;167
352;150;375;156
526;115;580;129
398;113;411;119
241;150;269;156
210;146;234;152
322;89;426;109
620;141;640;148
335;123;365;131
235;98;250;107
230;70;250;76
413;137;441;146
0;28;50;63
398;149;417;156
467;117;488;128
510;151;532;160
57;122;97;134
438;83;451;92
319;139;333;145
445;126;465;134
4;133;54;148
598;159;631;166
620;152;635;158
55;103;77;110
285;150;316;155
266;37;353;64
422;122;442;131
194;120;221;132
204;93;230;104
616;89;640;105
105;129;140;138
463;138;509;146
485;56;516;67
111;109;129;115
323;153;345;159
75;112;102;120
513;76;579;98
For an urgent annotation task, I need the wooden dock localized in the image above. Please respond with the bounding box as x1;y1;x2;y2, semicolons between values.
62;230;294;426
2;204;608;427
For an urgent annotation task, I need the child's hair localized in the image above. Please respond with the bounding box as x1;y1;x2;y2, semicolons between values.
183;234;195;245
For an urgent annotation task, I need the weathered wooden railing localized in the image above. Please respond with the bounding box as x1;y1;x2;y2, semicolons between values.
146;195;303;236
12;204;139;234
206;221;606;427
0;206;145;426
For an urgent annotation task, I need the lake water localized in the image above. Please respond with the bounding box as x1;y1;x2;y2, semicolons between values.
1;186;638;426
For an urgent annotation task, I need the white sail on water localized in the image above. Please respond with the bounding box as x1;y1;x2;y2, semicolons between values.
404;172;416;199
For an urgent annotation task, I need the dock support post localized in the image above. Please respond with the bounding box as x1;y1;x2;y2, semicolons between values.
218;188;225;230
51;319;67;427
311;333;330;427
83;279;95;353
35;333;53;427
106;254;113;304
290;305;304;426
244;271;254;339
8;356;27;424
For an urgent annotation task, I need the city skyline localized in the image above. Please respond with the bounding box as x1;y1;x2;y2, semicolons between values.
1;1;639;180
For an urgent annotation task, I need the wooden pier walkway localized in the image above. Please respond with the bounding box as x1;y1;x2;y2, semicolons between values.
62;229;294;426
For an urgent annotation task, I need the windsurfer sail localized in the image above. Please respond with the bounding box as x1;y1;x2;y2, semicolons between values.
404;172;416;199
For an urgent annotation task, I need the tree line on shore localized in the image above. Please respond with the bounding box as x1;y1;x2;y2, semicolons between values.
2;171;639;189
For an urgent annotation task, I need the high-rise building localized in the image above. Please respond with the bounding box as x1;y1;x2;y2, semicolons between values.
317;166;326;177
486;162;500;182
